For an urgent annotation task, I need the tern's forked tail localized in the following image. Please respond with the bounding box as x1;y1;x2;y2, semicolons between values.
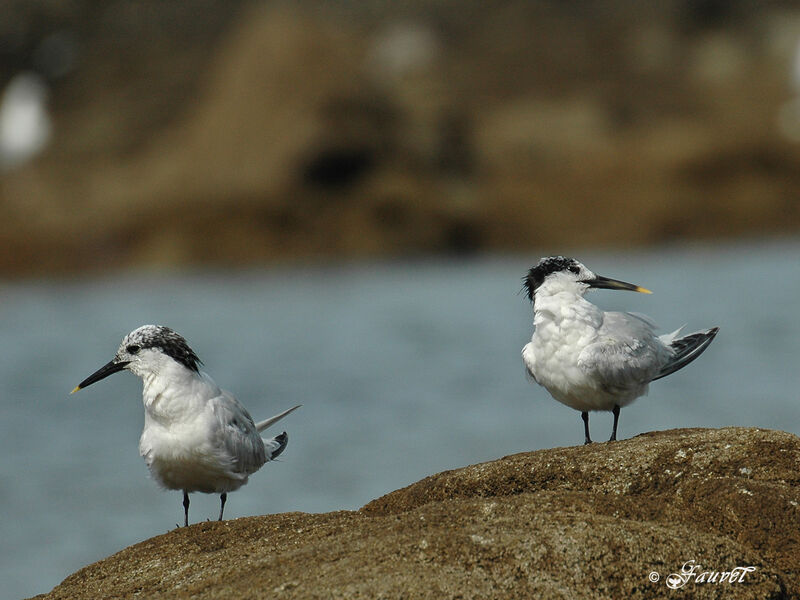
654;327;720;381
257;405;299;461
255;404;301;433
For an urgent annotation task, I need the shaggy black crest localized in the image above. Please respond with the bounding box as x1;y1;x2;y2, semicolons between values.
523;256;581;300
134;326;202;372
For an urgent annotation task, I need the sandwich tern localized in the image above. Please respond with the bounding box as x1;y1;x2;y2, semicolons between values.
521;256;718;444
72;325;300;526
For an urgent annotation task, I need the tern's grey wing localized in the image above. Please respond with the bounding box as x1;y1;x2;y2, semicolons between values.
578;311;670;393
211;390;267;475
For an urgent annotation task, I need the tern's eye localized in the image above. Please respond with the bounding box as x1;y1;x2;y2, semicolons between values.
126;344;141;355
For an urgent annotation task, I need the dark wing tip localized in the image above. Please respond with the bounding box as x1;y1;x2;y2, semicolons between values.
269;431;289;460
654;326;719;381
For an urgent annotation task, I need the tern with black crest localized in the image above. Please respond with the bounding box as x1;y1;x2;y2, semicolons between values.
521;256;718;444
72;325;300;526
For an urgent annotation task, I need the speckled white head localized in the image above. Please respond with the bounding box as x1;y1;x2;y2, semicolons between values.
72;325;202;392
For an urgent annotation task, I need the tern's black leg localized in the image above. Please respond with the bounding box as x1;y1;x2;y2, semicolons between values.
183;490;190;527
218;492;227;522
609;404;620;442
581;411;592;445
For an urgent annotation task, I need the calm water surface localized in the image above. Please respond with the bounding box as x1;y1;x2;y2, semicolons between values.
2;240;799;599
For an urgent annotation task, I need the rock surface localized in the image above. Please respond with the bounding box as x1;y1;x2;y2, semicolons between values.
33;427;799;599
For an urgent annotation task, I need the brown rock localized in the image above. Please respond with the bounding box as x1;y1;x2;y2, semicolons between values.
32;428;798;599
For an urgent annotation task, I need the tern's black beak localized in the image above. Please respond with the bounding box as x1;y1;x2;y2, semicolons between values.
71;359;130;394
582;275;652;294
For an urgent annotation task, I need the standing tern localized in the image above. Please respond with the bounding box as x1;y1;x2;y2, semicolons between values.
72;325;300;526
521;256;718;444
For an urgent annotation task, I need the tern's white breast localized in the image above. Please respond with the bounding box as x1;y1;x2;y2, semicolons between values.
138;369;253;493
523;293;648;412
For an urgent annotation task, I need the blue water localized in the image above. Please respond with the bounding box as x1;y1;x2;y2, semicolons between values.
2;239;799;599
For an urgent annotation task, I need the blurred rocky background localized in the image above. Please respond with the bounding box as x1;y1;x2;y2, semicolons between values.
3;0;800;277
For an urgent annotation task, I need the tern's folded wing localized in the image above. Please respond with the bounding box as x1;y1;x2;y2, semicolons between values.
262;432;288;461
210;392;267;475
577;312;670;393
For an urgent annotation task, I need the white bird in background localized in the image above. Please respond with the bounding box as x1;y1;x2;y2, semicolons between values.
521;256;718;445
0;72;51;171
72;325;300;526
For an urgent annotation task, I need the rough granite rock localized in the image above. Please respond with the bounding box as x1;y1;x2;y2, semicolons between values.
33;428;800;599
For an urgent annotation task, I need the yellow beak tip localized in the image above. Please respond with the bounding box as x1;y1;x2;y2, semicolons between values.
637;287;653;295
70;386;81;395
